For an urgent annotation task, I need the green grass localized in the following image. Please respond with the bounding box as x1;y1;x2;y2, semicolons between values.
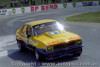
65;11;100;23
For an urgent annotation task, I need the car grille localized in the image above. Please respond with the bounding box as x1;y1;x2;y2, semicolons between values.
54;41;76;50
66;41;76;47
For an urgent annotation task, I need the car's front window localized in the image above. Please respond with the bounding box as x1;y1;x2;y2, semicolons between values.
32;22;64;35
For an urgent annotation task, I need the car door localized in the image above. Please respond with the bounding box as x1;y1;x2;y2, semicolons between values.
20;25;27;44
26;25;33;50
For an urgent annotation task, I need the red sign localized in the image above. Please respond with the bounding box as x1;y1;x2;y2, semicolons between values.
30;4;58;12
41;4;58;11
31;6;39;12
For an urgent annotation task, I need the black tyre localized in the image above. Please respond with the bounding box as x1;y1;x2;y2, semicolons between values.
35;49;42;61
17;40;25;51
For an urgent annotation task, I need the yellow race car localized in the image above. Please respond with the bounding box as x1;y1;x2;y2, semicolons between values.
16;19;83;60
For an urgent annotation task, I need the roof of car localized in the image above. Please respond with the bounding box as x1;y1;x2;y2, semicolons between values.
25;19;56;26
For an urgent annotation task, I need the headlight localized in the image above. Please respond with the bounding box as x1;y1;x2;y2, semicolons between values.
77;40;82;45
46;46;53;52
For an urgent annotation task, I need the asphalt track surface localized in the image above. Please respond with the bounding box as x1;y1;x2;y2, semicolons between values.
0;6;100;67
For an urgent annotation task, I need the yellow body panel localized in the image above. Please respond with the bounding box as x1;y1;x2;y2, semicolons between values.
33;31;81;46
25;19;56;26
16;19;82;50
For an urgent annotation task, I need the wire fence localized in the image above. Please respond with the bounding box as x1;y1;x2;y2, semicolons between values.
0;0;99;9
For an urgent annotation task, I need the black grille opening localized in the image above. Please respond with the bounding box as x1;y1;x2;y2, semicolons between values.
54;44;66;50
66;41;76;47
53;41;76;50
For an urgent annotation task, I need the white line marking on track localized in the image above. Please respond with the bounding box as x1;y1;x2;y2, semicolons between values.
0;49;18;57
0;35;16;48
19;19;35;21
0;34;19;57
0;48;3;51
0;50;8;57
6;11;62;27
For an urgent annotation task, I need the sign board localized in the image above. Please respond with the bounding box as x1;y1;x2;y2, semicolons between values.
0;10;7;15
0;1;99;15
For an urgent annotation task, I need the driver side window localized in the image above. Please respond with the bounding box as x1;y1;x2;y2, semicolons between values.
21;25;27;35
26;25;32;37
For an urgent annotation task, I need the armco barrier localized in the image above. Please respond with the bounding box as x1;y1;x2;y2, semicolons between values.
6;4;59;15
75;1;99;7
0;1;99;15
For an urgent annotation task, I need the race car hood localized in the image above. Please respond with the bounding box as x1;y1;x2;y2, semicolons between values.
33;31;82;46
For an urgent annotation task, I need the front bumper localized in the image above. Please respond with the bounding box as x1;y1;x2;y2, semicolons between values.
37;45;83;60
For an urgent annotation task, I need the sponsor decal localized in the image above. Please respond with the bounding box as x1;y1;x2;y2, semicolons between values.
41;4;58;11
12;8;16;14
21;7;25;13
20;34;24;38
0;10;7;15
8;10;12;15
73;3;76;7
69;37;82;40
82;2;93;6
31;6;39;12
18;34;24;40
47;40;60;45
63;4;67;8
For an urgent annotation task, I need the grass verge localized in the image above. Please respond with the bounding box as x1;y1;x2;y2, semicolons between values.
65;11;100;23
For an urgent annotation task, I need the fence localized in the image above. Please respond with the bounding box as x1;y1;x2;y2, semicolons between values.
0;1;99;15
0;0;99;9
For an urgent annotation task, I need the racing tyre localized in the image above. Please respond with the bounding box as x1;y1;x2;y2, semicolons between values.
35;49;42;61
17;40;25;51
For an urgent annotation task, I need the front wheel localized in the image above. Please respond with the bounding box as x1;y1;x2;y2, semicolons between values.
35;49;42;61
17;40;25;51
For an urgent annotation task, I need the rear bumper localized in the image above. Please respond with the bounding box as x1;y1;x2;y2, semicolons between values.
38;46;83;60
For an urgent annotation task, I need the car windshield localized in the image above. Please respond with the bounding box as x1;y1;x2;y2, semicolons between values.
32;22;64;35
